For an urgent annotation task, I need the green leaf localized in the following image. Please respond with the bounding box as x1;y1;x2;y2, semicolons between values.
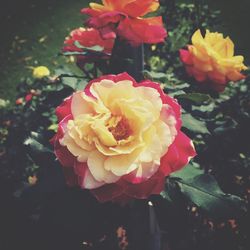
62;51;88;56
167;164;247;218
166;83;190;90
178;93;211;104
143;70;167;80
160;190;172;202
75;80;88;91
169;90;186;97
60;76;87;90
192;102;216;113
74;41;104;52
24;133;52;155
24;132;54;167
213;117;238;134
61;76;78;89
170;162;203;179
173;175;246;217
182;113;210;134
48;124;58;132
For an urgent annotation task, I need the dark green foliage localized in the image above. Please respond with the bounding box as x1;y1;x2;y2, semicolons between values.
167;164;247;219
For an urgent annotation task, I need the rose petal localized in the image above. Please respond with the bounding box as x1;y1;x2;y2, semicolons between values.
180;49;193;65
87;150;120;183
62;166;78;187
160;131;196;176
117;17;167;46
124;171;165;199
76;161;105;189
91;182;124;202
56;96;72;122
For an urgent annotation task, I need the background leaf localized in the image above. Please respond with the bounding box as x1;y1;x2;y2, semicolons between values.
178;93;212;104
182;113;210;134
166;164;247;219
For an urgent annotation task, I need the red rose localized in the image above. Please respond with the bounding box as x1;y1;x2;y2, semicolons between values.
63;27;114;66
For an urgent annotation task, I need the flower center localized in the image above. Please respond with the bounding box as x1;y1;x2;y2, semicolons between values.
107;116;131;141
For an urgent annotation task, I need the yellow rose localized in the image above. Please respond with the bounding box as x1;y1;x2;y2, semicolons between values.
180;29;247;91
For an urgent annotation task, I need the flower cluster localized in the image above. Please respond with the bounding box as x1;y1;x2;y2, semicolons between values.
51;73;196;202
81;0;167;46
53;0;248;204
180;29;247;92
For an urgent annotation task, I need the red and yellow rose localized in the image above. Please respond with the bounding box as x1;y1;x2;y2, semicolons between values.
180;29;247;92
51;73;196;203
81;0;167;46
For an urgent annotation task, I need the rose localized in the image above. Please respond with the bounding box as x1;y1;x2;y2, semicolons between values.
180;29;247;92
32;66;50;79
81;0;167;46
51;73;196;203
63;27;114;67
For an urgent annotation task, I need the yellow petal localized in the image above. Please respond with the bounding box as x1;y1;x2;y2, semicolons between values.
225;37;234;57
71;92;93;118
189;46;210;63
104;150;141;176
139;127;162;163
92;80;135;107
91;115;118;147
89;2;107;11
68;125;94;151
87;150;120;183
132;161;159;180
205;30;223;46
60;132;89;162
80;168;105;189
191;29;204;46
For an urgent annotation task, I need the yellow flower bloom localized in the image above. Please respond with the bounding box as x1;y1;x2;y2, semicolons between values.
180;29;247;91
33;66;50;79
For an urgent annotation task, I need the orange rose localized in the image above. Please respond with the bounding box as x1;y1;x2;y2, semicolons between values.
81;0;167;46
180;29;247;92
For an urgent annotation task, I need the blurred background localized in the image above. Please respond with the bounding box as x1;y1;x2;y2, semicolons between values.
0;0;249;101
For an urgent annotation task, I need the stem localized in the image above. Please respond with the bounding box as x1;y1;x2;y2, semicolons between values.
148;201;161;250
109;37;144;81
194;0;206;35
57;74;83;79
133;45;144;82
81;66;92;80
93;63;98;78
194;0;200;30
